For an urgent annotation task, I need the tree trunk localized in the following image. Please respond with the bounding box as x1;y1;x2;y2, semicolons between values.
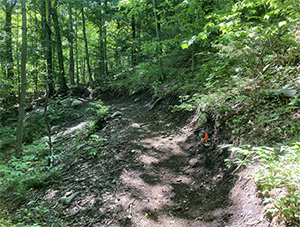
191;9;195;73
51;0;68;91
15;12;20;96
131;15;136;68
74;8;80;85
69;2;75;86
16;0;27;156
82;7;94;87
104;0;108;76
44;88;52;166
3;0;17;83
34;14;39;92
82;58;86;85
41;0;55;96
152;0;164;80
99;22;105;78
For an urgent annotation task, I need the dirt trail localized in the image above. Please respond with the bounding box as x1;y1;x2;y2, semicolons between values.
60;93;265;227
5;93;267;226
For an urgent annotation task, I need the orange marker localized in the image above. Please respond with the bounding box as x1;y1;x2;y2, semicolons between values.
204;132;208;142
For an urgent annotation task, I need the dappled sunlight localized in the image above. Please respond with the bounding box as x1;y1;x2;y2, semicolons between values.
60;121;90;136
139;154;159;165
44;189;59;200
65;194;98;217
138;134;185;156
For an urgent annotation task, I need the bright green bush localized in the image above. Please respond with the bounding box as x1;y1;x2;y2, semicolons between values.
88;100;110;119
254;143;300;225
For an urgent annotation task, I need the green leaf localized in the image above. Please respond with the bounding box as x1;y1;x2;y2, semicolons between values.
198;32;207;40
181;42;189;49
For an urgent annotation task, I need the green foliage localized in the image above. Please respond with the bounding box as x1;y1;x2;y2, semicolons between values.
254;144;300;225
88;100;110;119
227;143;300;225
83;134;107;158
0;218;14;227
175;78;299;145
15;201;54;226
0;125;16;152
48;99;78;125
0;143;55;196
23;113;47;144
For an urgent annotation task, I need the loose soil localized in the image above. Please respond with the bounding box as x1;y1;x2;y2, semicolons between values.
1;92;269;226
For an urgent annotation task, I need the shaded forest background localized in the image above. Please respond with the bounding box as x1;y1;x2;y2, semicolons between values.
1;0;300;144
1;0;300;226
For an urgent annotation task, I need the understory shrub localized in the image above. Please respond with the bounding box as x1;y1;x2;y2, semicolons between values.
0;143;55;196
227;143;300;226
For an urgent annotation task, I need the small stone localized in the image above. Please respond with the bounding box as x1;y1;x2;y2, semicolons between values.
134;98;141;102
60;192;80;205
111;111;122;118
71;99;83;107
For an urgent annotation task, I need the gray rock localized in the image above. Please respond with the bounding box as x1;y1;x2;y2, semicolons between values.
59;192;80;205
61;98;73;107
134;97;141;102
71;99;83;107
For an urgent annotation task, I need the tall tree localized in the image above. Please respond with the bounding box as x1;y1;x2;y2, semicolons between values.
16;0;27;156
131;15;136;67
74;8;80;85
51;0;68;91
82;6;94;87
103;0;108;76
1;0;17;84
152;0;164;80
41;0;55;96
68;2;75;85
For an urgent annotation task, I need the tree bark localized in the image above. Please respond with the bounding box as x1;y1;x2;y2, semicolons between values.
16;0;27;156
99;22;105;78
44;88;52;166
82;7;94;87
69;2;75;85
51;0;68;91
131;15;136;68
104;0;108;76
152;0;164;80
3;0;17;83
74;8;80;85
41;0;55;96
82;58;86;85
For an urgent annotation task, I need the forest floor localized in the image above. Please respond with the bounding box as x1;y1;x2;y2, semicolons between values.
2;91;270;226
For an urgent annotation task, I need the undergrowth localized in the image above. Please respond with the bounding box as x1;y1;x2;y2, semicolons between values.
0;142;56;197
171;17;300;225
173;61;300;145
227;143;300;226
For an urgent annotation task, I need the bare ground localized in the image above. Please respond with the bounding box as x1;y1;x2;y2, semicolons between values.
1;92;269;226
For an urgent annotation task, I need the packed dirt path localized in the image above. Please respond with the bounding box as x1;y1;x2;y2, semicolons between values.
4;92;267;226
54;92;265;227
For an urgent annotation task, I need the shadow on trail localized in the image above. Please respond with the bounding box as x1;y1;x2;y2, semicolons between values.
83;94;238;227
10;93;240;227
